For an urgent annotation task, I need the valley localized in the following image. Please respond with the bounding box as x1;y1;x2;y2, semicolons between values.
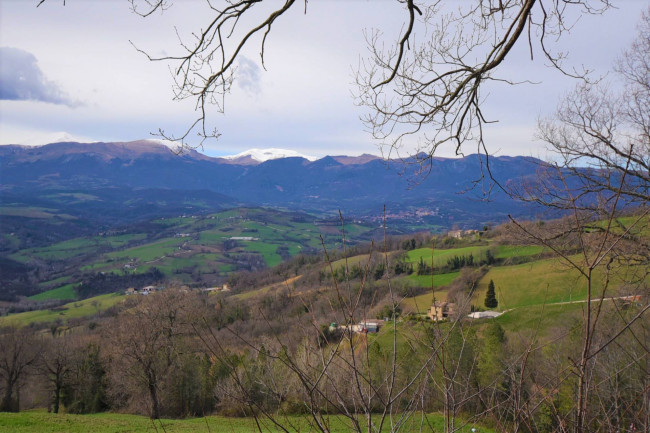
1;207;375;303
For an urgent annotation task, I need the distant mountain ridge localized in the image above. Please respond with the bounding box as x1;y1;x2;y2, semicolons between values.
1;140;545;231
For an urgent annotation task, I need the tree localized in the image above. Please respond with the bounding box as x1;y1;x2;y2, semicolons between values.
106;289;201;419
533;8;650;210
62;341;108;414
40;334;74;414
484;279;498;309
502;14;650;429
0;326;40;412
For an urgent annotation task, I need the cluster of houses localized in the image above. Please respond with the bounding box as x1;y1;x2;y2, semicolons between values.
327;301;503;336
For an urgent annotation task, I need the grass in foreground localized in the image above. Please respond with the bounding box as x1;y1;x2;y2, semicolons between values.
0;411;494;433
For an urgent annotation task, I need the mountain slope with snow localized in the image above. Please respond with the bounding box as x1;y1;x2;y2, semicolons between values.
223;148;317;163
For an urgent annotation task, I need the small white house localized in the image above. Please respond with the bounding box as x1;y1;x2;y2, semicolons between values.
353;319;384;333
468;311;502;319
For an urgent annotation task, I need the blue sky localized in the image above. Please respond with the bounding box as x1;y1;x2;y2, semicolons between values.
0;0;647;158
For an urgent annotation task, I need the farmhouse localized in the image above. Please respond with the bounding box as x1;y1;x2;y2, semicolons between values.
427;301;456;321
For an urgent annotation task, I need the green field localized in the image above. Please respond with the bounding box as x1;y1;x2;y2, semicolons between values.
0;294;125;327
28;284;77;301
475;258;599;310
494;244;545;259
107;237;185;262
243;241;284;268
10;234;148;263
0;411;494;433
407;271;460;288
494;302;585;333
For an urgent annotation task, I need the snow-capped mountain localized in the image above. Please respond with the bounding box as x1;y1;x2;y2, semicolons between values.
224;148;318;163
18;131;96;147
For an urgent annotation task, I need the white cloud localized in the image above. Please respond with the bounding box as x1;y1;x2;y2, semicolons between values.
0;47;76;106
236;56;262;95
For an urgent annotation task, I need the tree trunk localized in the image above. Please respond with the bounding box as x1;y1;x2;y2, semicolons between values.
148;374;160;419
1;380;15;412
576;271;593;433
53;380;62;414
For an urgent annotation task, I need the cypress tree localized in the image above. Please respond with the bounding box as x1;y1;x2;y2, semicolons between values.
485;279;498;308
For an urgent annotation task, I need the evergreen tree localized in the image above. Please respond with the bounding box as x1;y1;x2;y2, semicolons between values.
484;279;498;308
485;249;495;265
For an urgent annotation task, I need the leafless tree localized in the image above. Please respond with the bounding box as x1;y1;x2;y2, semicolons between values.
0;326;40;412
39;333;74;414
105;289;201;419
503;14;650;425
532;7;650;212
356;0;610;164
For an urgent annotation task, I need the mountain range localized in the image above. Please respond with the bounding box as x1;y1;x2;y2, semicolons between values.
0;140;546;246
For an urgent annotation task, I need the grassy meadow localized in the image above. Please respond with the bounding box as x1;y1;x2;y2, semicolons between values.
0;293;125;327
0;411;494;433
28;284;78;301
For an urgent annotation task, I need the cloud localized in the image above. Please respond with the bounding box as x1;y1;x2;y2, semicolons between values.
236;56;261;95
0;47;75;106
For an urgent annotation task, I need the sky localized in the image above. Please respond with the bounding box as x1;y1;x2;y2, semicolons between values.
0;0;647;159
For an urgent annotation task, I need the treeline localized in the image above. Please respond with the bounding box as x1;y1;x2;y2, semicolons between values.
416;251;495;275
